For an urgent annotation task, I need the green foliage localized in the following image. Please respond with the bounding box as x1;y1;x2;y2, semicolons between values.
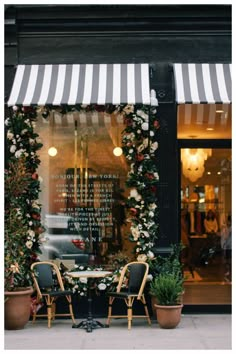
149;243;184;282
149;273;184;306
4;106;44;291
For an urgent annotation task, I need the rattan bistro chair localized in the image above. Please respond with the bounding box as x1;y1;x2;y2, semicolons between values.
31;261;76;328
106;261;151;329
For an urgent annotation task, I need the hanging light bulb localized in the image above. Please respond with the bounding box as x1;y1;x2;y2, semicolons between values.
112;120;123;157
48;146;58;157
113;146;123;156
48;111;57;157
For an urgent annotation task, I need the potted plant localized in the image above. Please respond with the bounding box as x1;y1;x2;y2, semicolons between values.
148;243;184;312
4;107;44;330
150;273;184;329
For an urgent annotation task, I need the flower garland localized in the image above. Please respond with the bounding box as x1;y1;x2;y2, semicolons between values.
5;106;45;290
119;104;160;262
40;103;160;263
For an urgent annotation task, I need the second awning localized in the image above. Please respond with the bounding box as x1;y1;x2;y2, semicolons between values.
173;63;231;104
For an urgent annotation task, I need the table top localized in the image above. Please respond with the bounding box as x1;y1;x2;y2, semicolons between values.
66;270;112;279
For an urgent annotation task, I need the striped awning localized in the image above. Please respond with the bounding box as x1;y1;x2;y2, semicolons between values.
7;63;151;107
173;63;231;104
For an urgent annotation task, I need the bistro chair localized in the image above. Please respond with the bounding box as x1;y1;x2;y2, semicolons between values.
106;261;151;329
30;261;76;328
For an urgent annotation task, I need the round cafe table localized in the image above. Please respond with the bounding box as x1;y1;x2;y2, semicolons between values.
66;270;112;332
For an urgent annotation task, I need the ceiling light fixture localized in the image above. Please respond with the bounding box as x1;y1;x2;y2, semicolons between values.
181;148;212;182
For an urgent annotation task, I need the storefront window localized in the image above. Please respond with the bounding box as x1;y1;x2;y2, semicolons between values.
180;148;231;305
36;110;132;267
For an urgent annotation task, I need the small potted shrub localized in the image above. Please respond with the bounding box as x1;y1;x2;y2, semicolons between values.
148;243;185;312
150;273;184;329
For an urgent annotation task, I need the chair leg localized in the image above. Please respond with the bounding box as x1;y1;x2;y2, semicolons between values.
106;297;114;325
47;305;52;328
127;298;132;330
67;295;76;324
52;302;56;321
141;295;151;325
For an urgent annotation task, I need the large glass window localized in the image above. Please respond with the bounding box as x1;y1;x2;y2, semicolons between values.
180;148;231;305
36;110;132;268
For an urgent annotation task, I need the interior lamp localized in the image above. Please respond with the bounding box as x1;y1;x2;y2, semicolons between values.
181;148;212;182
113;146;123;157
48;146;58;157
48;112;57;157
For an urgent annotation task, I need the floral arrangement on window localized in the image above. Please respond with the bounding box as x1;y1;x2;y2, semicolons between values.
5;101;159;293
41;102;160;262
4;106;45;291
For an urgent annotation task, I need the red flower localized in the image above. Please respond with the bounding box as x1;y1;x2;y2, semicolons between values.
32;213;41;220
145;173;154;180
130;208;138;215
32;172;38;180
153;120;160;129
136;153;144;161
150;186;157;193
124;118;133;126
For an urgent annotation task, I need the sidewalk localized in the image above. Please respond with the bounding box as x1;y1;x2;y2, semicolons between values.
4;314;232;350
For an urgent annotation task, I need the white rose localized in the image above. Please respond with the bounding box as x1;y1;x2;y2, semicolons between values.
147;250;155;260
26;240;33;249
10;145;17;153
7;131;14;140
15;149;24;158
131;226;140;241
141;122;149;131
130;188;138;198
137;254;147;262
80;277;87;284
137;110;148;121
36;137;42;144
98;283;106;291
28;230;35;238
5;118;10;126
154;172;159;180
147;274;153;282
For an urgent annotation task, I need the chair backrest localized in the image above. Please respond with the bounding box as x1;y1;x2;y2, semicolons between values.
117;261;149;299
31;261;65;297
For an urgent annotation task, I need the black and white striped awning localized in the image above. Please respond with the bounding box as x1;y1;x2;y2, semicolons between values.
7;63;151;107
173;63;231;104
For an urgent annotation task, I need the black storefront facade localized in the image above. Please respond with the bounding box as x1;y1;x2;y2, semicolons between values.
4;4;232;316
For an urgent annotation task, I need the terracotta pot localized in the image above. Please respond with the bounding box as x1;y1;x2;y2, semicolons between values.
154;304;183;329
151;291;184;315
5;287;34;330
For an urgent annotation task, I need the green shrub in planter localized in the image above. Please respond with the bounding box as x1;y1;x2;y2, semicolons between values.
149;273;184;306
